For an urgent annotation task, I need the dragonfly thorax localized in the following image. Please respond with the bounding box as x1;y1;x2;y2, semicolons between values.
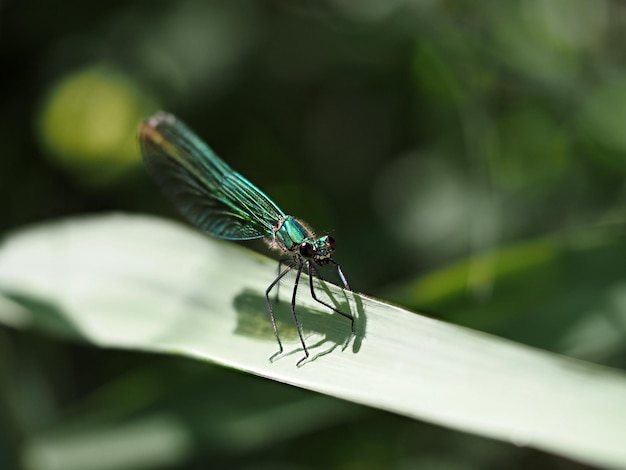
271;216;336;264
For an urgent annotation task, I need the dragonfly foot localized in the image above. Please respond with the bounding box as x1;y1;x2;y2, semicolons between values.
269;348;283;363
296;352;310;367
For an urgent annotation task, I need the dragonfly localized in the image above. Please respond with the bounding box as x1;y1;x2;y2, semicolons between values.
139;112;354;365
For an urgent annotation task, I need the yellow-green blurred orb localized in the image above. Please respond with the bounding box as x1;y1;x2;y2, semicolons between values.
39;67;158;185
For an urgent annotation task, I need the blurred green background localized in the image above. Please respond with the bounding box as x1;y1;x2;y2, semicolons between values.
2;0;625;468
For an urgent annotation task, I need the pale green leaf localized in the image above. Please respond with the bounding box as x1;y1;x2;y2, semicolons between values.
1;214;625;469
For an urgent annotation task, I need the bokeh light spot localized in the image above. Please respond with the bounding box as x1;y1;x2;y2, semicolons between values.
38;66;158;185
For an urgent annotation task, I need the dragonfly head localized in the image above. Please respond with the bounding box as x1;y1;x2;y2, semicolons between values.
298;235;336;264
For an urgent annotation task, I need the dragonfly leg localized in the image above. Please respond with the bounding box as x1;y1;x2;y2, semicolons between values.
329;259;350;290
266;263;294;356
308;262;355;333
274;258;290;303
291;262;310;367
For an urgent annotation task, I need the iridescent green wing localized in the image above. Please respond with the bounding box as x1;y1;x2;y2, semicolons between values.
140;112;285;240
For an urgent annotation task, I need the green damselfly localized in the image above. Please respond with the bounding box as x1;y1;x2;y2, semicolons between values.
140;112;354;365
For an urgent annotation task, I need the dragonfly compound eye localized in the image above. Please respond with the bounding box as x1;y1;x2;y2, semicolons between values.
326;236;336;250
299;242;315;258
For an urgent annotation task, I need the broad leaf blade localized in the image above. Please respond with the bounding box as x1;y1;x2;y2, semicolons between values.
0;214;625;469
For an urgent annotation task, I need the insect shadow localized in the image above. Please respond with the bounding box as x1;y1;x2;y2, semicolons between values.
232;281;365;365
